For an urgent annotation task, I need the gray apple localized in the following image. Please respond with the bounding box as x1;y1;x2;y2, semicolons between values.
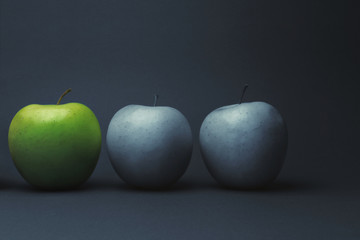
106;101;193;189
199;101;288;189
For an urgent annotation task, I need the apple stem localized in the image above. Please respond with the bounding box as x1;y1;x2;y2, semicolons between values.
153;94;159;107
239;84;248;104
57;88;72;105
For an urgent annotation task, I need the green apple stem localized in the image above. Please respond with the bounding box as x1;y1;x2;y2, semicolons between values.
239;84;248;104
57;88;72;105
153;94;159;107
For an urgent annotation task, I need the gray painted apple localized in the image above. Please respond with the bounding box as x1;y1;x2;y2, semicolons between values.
106;95;193;189
199;85;288;189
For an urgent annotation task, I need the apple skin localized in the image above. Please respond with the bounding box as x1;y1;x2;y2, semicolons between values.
199;101;287;189
106;105;193;189
8;103;101;190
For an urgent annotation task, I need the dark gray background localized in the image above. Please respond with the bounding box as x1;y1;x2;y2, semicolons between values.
0;0;359;239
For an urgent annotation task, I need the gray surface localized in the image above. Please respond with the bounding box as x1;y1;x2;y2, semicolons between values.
0;170;359;240
107;105;192;188
199;102;287;188
0;0;359;239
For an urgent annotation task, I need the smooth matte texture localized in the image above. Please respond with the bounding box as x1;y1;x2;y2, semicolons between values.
0;0;359;239
0;176;359;240
107;105;192;188
200;102;287;188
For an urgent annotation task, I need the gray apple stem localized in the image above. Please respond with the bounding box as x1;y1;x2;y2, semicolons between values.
153;94;159;107
57;88;72;105
239;84;249;104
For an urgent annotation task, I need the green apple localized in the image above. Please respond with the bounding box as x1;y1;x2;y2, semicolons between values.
8;89;101;190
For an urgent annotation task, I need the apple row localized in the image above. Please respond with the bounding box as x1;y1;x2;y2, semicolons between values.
8;87;287;190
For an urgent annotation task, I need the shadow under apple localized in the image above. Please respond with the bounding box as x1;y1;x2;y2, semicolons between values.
207;179;322;194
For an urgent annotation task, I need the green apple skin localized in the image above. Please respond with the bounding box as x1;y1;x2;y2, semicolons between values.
8;103;101;190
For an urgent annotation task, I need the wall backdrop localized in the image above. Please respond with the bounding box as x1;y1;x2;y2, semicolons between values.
1;1;360;239
1;0;359;187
